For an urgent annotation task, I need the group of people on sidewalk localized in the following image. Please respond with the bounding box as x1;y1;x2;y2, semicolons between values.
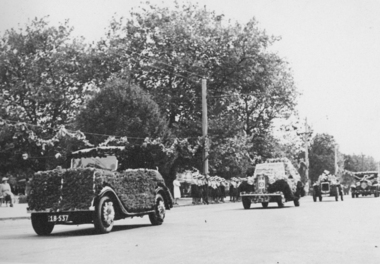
173;173;245;205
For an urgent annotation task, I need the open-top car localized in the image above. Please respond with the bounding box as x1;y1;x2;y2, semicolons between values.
27;146;173;235
312;170;343;202
351;171;380;198
239;158;305;209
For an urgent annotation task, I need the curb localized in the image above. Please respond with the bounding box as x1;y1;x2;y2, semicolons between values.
0;216;30;221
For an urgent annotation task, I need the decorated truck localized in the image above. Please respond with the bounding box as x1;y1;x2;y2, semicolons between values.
239;158;305;209
27;146;173;235
312;170;343;202
351;171;380;198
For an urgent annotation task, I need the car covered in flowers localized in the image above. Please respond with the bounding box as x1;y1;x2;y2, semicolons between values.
239;158;305;209
351;171;380;198
27;146;173;235
312;170;343;202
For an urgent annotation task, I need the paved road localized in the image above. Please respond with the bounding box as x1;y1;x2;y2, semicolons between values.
1;196;380;264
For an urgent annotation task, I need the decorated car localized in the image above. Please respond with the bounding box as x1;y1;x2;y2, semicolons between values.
350;171;380;198
27;146;173;235
239;158;305;209
312;170;343;202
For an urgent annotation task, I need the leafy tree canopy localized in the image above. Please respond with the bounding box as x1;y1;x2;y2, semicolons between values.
75;77;170;146
308;133;336;183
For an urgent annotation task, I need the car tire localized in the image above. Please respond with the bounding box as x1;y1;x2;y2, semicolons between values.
242;197;251;209
277;197;284;208
94;195;115;234
31;214;54;236
261;202;268;208
149;193;165;225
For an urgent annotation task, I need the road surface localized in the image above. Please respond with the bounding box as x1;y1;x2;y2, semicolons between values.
0;196;379;264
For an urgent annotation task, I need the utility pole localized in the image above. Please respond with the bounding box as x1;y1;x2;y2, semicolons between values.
304;117;310;185
297;117;310;185
334;144;339;176
202;78;209;176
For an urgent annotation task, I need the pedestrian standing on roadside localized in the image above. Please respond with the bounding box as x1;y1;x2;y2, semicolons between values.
25;178;32;197
202;176;209;205
1;177;14;207
173;176;181;205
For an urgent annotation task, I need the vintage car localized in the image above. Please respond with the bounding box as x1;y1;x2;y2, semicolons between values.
239;158;305;209
27;146;173;235
351;171;380;198
312;172;343;202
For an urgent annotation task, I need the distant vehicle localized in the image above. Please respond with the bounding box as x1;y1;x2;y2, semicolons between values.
239;158;305;209
312;171;343;202
27;146;173;235
350;171;380;198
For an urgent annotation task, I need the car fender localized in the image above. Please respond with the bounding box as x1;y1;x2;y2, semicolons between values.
94;186;155;216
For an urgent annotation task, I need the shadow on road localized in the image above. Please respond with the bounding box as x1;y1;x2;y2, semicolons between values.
1;224;152;239
49;224;151;237
229;205;294;210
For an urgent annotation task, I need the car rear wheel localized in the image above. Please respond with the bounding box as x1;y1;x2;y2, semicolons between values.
31;214;54;236
277;197;284;208
94;195;115;234
149;193;165;225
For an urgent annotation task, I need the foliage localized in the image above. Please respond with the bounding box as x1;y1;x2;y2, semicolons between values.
0;3;300;181
343;154;377;172
0;17;96;175
99;1;298;142
75;77;170;146
209;131;255;178
308;133;336;184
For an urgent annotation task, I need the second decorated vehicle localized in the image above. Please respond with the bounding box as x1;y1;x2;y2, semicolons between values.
27;146;173;235
239;158;305;209
312;170;343;202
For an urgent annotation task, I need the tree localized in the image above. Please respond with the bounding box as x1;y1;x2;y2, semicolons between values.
344;154;377;172
308;133;336;183
75;78;170;146
95;1;298;173
0;17;96;128
0;17;97;174
98;2;297;139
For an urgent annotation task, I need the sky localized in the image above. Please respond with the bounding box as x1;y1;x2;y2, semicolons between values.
1;0;380;160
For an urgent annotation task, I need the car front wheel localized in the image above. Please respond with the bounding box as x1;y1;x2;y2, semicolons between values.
94;195;115;234
149;193;165;225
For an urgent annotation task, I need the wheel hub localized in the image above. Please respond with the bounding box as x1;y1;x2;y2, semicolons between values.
102;201;115;226
157;200;165;219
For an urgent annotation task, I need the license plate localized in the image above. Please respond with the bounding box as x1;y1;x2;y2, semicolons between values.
48;214;69;222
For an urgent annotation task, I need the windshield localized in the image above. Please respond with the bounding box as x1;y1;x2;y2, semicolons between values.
71;156;118;171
